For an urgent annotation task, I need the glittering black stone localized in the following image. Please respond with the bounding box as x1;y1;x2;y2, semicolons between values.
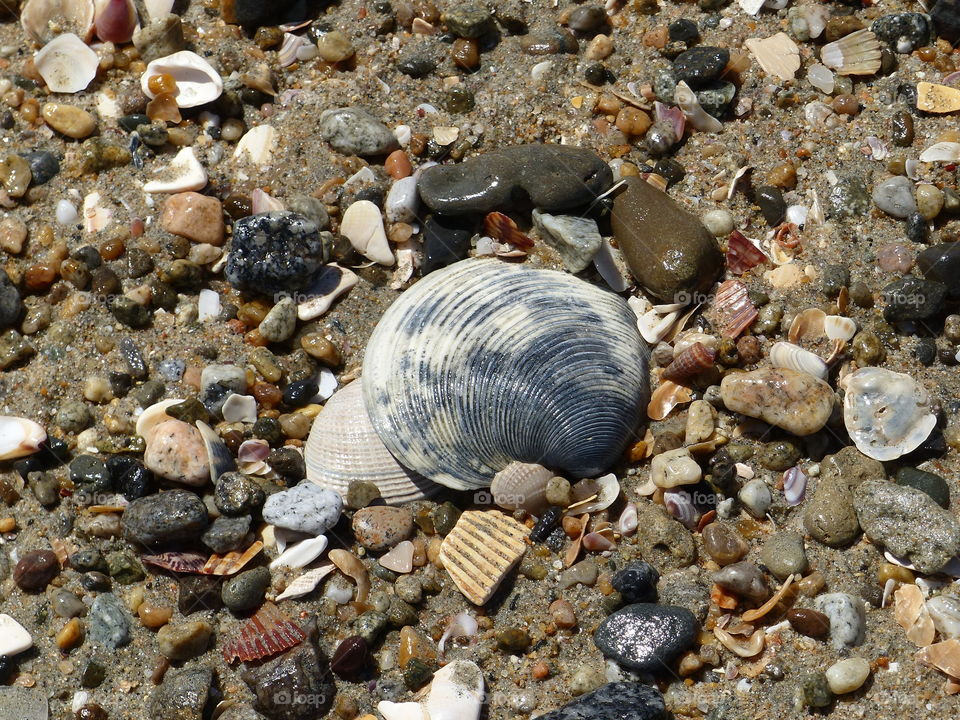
225;212;326;295
536;682;667;720
871;13;931;52
422;216;473;275
21;150;59;184
672;46;729;87
881;277;947;321
530;506;563;543
282;380;319;408
594;603;698;672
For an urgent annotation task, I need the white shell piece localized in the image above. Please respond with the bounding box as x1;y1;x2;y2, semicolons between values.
234;125;278;165
824;315;856;342
143;147;207;193
144;0;174;17
0;614;34;656
340;200;395;266
927;596;960;639
769;341;829;380
221;394;257;424
198;288;220;321
0;416;46;461
843;367;937;461
134;398;182;439
22;0;95;44
34;33;98;93
567;473;620;514
270;535;328;570
919;142;960;163
423;660;485;720
296;264;358;321
304;381;439;504
593;236;631;292
140;51;224;108
275;563;335;601
675;81;723;133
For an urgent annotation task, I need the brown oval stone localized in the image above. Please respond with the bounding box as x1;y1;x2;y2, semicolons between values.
331;635;367;679
14;549;60;591
42;103;97;139
701;522;749;566
161;192;225;246
787;608;831;638
352;505;414;552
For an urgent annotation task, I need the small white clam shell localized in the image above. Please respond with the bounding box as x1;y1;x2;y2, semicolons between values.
34;33;98;94
134;398;183;439
770;341;829;380
0;416;47;461
270;535;328;570
143;147;207;193
304;381;439;504
919;142;960;164
22;0;95;44
490;462;552;514
296;264;358;322
567;473;620;515
843;367;936;461
140;51;223;108
824;315;856;342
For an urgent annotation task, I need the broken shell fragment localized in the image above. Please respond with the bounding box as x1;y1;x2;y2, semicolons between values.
201;540;263;576
141;51;224;108
340;200;395;266
34;33;99;94
221;601;306;663
22;0;95;44
842;367;936;461
141;551;208;574
744;32;801;82
94;0;136;43
674;81;723;133
895;583;935;647
821;29;882;76
714;626;764;657
567;473;620;515
726;231;767;275
824;315;856;342
439;510;528;605
917;82;960;115
143;147;208;193
647;379;694;421
269;535;328;570
0;416;47;460
917;639;960;680
329;549;370;603
769;341;829;380
275;564;335;602
919;142;960;163
712;279;758;338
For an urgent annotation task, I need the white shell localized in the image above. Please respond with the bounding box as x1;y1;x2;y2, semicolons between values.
304;381;439;504
270;535;328;570
769;341;829;380
221;393;257;423
140;51;224;108
824;315;856;342
567;473;620;515
0;416;47;460
927;596;960;639
0;614;34;657
919;142;960;164
143;147;207;193
134;398;182;439
674;81;723;133
843;367;936;461
362;259;649;490
490;462;553;514
234;125;278;165
296;264;358;321
821;29;882;76
34;33;98;94
22;0;95;44
340;200;395;266
275;564;335;601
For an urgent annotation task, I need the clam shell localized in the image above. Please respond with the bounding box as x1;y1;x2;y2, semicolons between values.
304;381;439;504
824;315;856;342
362;259;649;490
726;230;767;275
788;308;826;342
821;29;882;76
34;33;98;94
843;367;936;461
0;416;47;461
490;462;552;514
22;0;95;44
141;51;224;108
439;510;528;605
769;341;829;380
567;473;620;515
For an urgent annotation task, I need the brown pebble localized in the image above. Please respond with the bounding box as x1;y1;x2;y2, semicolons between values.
735;336;762;365
385;150;413;179
786;607;831;638
301;333;342;366
452;38;480;70
701;522;749;566
549;598;577;629
24;263;58;291
0;517;16;533
138;603;173;629
161;192;225;246
42;103;96;139
766;161;797;189
352;506;414;551
55;618;84;651
14;549;60;591
615;107;652;137
832;94;859;116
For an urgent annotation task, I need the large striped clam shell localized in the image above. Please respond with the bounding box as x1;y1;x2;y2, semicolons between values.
362;259;650;490
304;381;439;503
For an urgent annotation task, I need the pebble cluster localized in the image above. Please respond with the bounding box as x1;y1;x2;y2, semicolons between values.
2;0;960;719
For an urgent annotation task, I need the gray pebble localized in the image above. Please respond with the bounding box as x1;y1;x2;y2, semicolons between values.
149;667;213;720
760;532;808;581
872;176;918;218
531;210;603;273
222;566;271;612
814;593;866;650
319;107;399;157
88;592;133;649
262;481;343;535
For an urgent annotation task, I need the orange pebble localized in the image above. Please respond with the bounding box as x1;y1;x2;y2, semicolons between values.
532;661;551;679
385;149;412;179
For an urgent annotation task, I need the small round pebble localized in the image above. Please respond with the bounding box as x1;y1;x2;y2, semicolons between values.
826;657;871;694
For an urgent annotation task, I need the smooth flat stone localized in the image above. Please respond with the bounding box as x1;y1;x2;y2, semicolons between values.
593;603;698;672
720;367;833;436
536;682;667;720
418;144;612;216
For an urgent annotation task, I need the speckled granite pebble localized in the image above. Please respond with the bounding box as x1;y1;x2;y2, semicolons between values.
319;107;400;157
262;481;343;535
150;667;213;720
88;592;133;649
814;593;866;650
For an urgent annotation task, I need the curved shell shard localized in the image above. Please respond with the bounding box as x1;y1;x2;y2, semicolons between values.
0;416;47;460
362;259;649;490
843;367;936;461
304;381;439;504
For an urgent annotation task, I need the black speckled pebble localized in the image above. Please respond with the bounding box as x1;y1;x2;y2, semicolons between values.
535;682;667;720
611;561;660;604
594;603;698;672
225;212;326;295
672;46;729;87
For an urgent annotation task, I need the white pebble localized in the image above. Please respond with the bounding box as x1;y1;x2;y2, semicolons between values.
702;209;735;237
221;393;257;423
314;367;338;401
738;478;772;518
56;199;79;225
825;657;870;694
197;288;220;322
385;176;420;223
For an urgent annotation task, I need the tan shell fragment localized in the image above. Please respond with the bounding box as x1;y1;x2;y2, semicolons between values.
820;29;882;76
788;308;826;342
917;82;960;115
647;380;694;421
201;541;263;576
895;583;935;647
917;639;960;679
439;510;528;605
22;0;95;44
744;33;801;82
714;626;764;657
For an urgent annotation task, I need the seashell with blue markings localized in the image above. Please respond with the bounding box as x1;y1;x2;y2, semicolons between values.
361;259;650;490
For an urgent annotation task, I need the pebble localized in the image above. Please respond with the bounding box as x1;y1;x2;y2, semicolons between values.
932;0;960;42
871;13;930;52
720;367;833;436
262;481;343;535
634;504;697;570
157;620;213;660
225;212;326;294
122;489;209;546
882;277;947;321
918;241;960;299
242;622;334;719
14;549;59;591
88;593;132;649
258;297;297;343
760;532;808;580
531;210;603;273
916;183;944;221
319;107;399;157
331;635;368;680
651;447;701;488
42;103;96;139
702;522;749;565
872;176;919;218
418;144;612;215
0;217;27;255
178;576;222;615
442;4;494;37
787;608;831;638
713;561;769;603
755;185;786;226
149;667;213;720
203;515;252;553
876;243;914;273
701;209;735;237
828;176;872;219
854;480;960;574
422;215;472;274
21;150;58;185
314;31;354;62
814;593;866;649
385;176;419;223
161;192;225;246
611;561;659;603
801;672;834;708
0;270;22;329
612;176;722;302
826;657;870;694
559;558;598;589
672;47;730;86
894;467;950;508
352;506;414;551
738;479;772;519
804;447;881;547
594;603;698;671
222;567;270;612
143;419;210;486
